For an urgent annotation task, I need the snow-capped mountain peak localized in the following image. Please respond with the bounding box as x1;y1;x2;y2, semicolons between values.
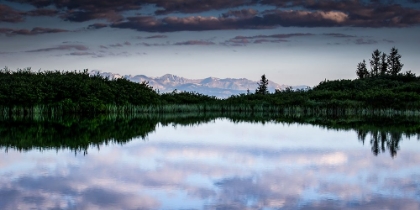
91;70;308;98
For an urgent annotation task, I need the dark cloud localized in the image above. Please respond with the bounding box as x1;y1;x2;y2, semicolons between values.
102;41;132;49
324;34;395;45
68;51;95;56
252;33;314;39
222;33;313;46
108;42;125;47
87;23;108;29
0;4;24;22
6;0;420;28
222;36;250;46
261;9;349;27
152;0;256;15
111;15;270;32
354;38;378;45
9;0;254;17
383;39;395;43
62;10;123;22
110;9;366;32
253;38;289;44
138;42;169;47
9;0;141;22
25;8;58;17
0;27;68;36
264;0;420;27
26;44;89;52
323;33;357;38
146;35;167;39
174;40;216;46
0;51;15;55
221;8;258;18
109;43;124;48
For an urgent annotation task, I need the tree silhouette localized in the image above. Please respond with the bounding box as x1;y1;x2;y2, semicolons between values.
370;49;381;76
255;74;269;95
356;60;369;79
387;47;404;76
380;52;388;75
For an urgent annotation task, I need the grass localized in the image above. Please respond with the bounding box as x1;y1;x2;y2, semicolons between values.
2;104;420;119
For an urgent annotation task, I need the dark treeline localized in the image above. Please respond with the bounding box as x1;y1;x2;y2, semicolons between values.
0;67;160;113
1;47;419;113
2;67;420;114
0;113;419;157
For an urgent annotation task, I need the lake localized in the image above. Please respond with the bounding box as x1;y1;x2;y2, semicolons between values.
1;114;420;209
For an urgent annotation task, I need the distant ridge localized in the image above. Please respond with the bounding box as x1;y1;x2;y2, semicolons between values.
90;70;309;98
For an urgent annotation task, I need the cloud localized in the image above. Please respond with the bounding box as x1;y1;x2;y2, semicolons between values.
383;39;395;43
222;33;313;46
138;42;170;47
323;33;395;45
113;6;418;33
0;5;59;23
323;33;357;38
26;44;89;52
106;42;131;48
174;40;216;46
62;10;124;22
12;0;253;18
221;8;258;18
7;0;420;28
222;36;250;46
354;38;378;45
145;35;167;39
12;0;141;22
275;0;420;27
0;27;68;36
87;23;108;29
0;4;24;23
68;52;95;56
153;0;254;15
261;9;350;27
109;43;123;48
252;38;289;44
0;52;12;55
111;14;268;32
25;8;58;17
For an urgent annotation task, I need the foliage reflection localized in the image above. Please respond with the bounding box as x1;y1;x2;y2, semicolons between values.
0;113;419;157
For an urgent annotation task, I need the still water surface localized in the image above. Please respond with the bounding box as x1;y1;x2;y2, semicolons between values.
1;116;420;209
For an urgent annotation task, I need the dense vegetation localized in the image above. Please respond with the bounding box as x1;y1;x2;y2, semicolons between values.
1;48;419;114
0;67;161;113
1;113;418;157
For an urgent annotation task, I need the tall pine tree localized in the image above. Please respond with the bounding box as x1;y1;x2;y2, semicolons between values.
256;74;269;95
356;60;369;79
387;47;403;76
370;49;381;76
380;52;388;75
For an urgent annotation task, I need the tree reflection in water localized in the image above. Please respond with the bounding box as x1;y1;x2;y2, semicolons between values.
0;113;419;157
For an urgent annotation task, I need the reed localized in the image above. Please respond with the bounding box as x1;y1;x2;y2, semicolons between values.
2;104;420;119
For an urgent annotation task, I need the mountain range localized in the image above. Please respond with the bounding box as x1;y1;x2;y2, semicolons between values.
90;70;309;98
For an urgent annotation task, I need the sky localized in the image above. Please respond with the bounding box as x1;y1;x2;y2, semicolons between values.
1;0;420;86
